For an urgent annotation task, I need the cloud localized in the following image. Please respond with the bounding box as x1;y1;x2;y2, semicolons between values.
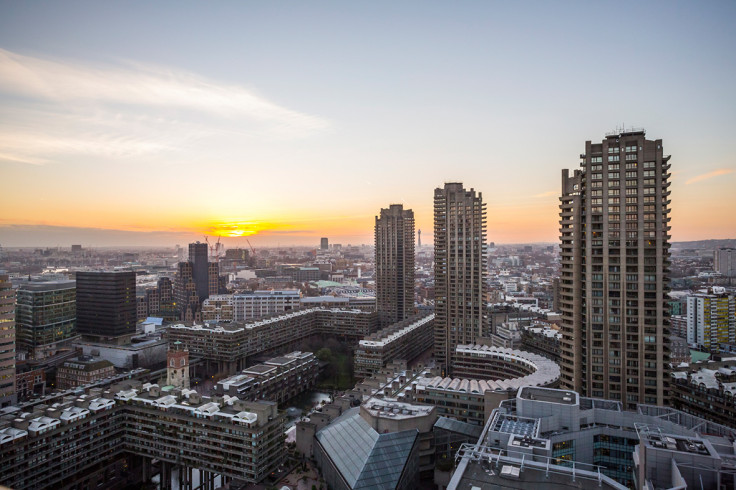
532;190;557;198
0;48;329;165
685;168;735;185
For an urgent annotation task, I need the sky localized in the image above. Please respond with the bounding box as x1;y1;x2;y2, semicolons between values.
0;1;734;248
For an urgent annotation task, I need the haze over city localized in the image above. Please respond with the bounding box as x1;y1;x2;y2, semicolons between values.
1;1;734;247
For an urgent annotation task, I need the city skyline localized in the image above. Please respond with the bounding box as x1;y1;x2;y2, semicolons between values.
1;1;735;248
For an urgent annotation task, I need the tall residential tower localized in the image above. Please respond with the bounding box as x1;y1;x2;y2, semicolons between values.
0;274;16;407
434;183;487;374
559;129;671;408
375;204;415;326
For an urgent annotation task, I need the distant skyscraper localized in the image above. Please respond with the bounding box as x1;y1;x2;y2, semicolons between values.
433;183;487;374
76;271;137;340
0;273;16;407
375;204;415;326
714;248;736;277
418;229;422;248
189;242;209;304
320;237;329;250
559;129;671;408
16;280;77;360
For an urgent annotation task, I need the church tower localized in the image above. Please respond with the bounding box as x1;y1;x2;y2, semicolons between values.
166;341;190;389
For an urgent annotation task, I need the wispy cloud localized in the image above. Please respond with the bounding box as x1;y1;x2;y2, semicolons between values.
685;168;735;185
532;190;557;198
0;48;329;165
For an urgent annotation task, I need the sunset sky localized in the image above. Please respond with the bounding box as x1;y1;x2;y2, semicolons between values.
1;1;734;248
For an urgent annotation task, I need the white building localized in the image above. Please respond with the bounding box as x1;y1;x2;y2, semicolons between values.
233;290;301;321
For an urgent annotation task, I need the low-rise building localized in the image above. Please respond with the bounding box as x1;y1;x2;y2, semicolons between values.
671;361;736;428
233;290;300;321
56;357;115;389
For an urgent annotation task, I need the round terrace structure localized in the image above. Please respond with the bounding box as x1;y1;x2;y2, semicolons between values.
450;344;560;389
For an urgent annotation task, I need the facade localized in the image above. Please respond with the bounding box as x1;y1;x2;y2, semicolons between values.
166;342;190;389
375;204;415;326
0;382;285;489
447;386;736;490
175;243;221;321
57;357;116;389
76;271;137;340
714;247;736;277
215;351;319;404
15;367;45;402
232;289;300;321
355;312;434;379
671;361;736;428
686;291;735;350
0;274;15;407
320;237;329;250
189;242;209;304
15;280;77;360
433;183;487;374
201;294;234;322
168;307;379;374
559;130;672;408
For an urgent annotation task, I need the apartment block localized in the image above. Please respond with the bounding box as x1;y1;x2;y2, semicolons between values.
375;204;415;325
354;312;434;379
168;307;379;374
0;274;15;407
434;183;487;374
559;130;672;408
686;290;735;350
715;248;736;277
671;361;736;428
0;382;285;489
215;351;319;404
201;294;234;322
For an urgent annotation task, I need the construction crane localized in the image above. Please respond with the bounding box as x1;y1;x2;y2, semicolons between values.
246;239;256;257
204;236;223;262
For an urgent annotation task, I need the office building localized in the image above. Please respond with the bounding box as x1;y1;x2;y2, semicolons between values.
434;183;487;374
320;237;329;250
76;271;137;341
715;248;736;277
189;242;209;303
375;204;415;325
232;289;300;321
15;280;77;360
686;290;735;350
447;386;736;490
0;274;15;407
559;130;671;407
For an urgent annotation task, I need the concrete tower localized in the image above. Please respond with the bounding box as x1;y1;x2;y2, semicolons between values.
375;204;415;326
559;129;671;408
433;183;487;374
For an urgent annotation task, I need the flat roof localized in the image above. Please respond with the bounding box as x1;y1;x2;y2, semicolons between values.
518;387;577;405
